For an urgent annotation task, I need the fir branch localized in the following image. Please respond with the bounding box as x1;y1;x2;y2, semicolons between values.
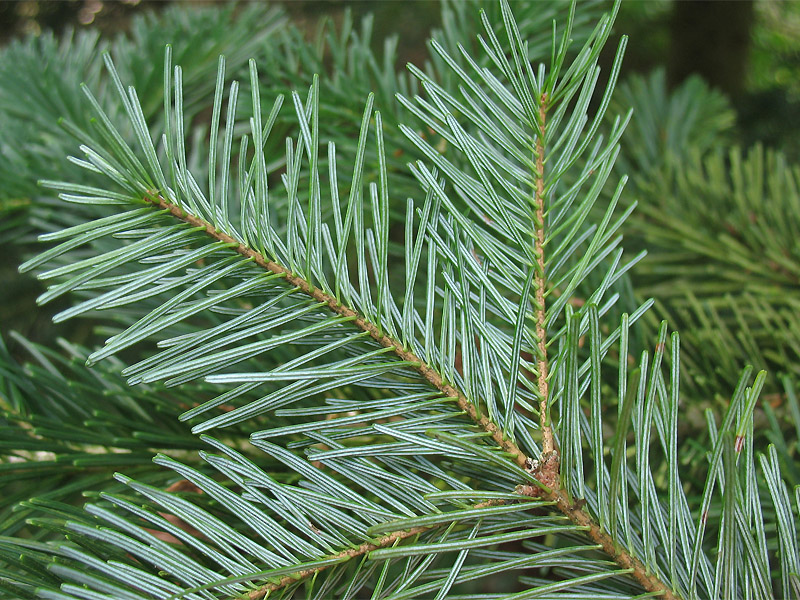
7;3;793;599
143;192;528;469
144;191;675;599
243;500;509;599
514;486;679;600
521;96;675;599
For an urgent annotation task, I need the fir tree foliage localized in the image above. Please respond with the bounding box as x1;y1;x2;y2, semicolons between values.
616;68;800;418
0;3;286;208
1;1;799;599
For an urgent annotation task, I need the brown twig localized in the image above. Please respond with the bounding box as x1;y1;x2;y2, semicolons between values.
534;95;556;461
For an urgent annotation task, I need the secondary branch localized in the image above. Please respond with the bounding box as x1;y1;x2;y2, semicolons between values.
534;95;556;461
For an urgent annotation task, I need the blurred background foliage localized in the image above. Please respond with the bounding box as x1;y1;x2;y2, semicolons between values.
1;0;799;498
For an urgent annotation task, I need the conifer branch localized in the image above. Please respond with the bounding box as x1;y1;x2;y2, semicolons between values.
513;486;680;600
246;525;428;599
244;500;507;599
146;191;676;600
143;192;528;468
3;3;796;599
518;95;675;600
